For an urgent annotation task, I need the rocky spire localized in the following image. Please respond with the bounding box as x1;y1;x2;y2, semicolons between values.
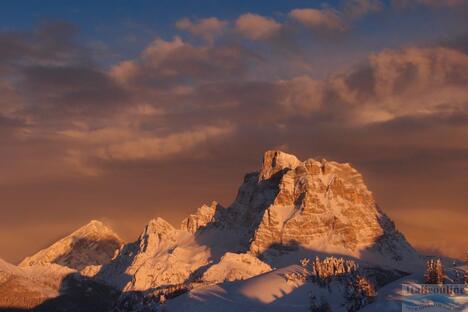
180;201;221;234
259;150;301;181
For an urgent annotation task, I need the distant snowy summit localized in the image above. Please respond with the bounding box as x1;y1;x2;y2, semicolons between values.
20;219;123;270
3;150;426;311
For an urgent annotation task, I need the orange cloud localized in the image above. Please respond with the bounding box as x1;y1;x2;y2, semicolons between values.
57;122;235;175
95;124;234;161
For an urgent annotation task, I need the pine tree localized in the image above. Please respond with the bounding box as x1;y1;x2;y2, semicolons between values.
309;295;331;312
345;275;376;311
464;252;468;284
424;259;444;284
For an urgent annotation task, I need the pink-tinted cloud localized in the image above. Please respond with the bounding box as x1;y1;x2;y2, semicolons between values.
235;13;282;40
344;0;384;19
289;8;346;31
175;17;228;42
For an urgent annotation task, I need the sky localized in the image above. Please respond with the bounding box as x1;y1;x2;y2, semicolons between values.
0;0;467;263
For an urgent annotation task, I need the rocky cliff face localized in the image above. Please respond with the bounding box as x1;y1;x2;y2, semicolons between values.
19;220;123;271
197;150;419;267
180;201;221;234
247;151;415;262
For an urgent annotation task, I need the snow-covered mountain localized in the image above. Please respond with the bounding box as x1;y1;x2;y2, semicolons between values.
96;150;420;292
20;220;123;271
1;150;430;311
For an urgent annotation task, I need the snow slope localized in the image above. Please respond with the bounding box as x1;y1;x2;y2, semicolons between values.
201;252;272;284
362;266;467;312
166;265;311;312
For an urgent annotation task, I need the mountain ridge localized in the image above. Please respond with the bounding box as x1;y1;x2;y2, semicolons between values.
92;150;420;294
2;150;427;311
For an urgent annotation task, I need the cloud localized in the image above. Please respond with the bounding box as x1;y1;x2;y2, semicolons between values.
175;17;228;42
110;36;255;88
275;46;468;125
3;21;467;183
96;124;234;161
393;0;468;8
58;123;234;175
235;13;282;40
418;0;467;6
289;8;346;31
0;80;23;117
1;20;468;261
20;64;128;119
344;0;384;19
1;23;467;181
0;21;78;68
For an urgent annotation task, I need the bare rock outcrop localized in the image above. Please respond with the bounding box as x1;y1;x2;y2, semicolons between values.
180;201;221;233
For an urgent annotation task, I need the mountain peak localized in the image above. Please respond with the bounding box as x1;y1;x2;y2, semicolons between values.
74;219;120;237
259;150;301;180
19;220;123;270
146;217;175;235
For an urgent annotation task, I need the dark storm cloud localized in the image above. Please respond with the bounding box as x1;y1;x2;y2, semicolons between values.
440;33;468;53
0;21;79;70
0;23;129;133
393;0;468;8
20;64;128;118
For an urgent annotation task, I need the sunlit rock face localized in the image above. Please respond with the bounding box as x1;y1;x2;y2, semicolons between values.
250;151;381;253
180;201;221;233
243;151;418;266
19;220;123;271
